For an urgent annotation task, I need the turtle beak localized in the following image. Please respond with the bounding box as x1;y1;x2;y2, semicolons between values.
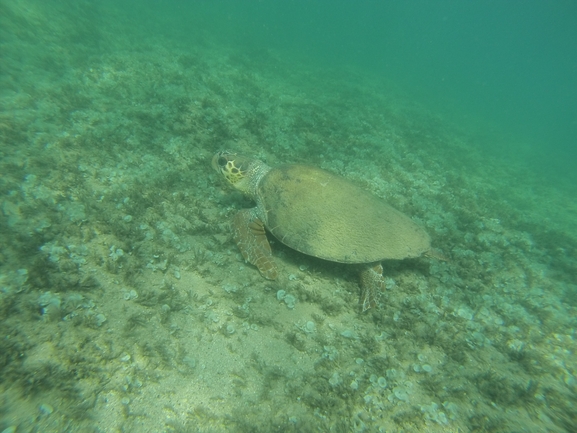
211;153;223;173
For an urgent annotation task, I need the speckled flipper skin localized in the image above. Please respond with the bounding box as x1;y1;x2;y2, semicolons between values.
359;264;385;312
233;209;278;280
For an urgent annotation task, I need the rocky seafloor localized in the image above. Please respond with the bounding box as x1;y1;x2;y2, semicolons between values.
1;1;576;432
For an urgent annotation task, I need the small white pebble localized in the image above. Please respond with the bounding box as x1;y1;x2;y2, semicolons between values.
39;403;54;415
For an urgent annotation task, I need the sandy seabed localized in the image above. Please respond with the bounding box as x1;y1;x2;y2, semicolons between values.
1;1;576;432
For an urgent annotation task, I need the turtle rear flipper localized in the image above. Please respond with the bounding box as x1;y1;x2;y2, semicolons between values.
233;209;278;280
359;264;385;312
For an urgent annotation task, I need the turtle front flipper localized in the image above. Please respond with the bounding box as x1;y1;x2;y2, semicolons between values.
233;209;278;280
359;263;385;312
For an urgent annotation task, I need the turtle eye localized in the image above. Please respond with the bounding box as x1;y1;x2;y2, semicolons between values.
217;156;227;167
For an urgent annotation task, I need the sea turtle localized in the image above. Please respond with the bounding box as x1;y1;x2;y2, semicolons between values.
212;151;432;311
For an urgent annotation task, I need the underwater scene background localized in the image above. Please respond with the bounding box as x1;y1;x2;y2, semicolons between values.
1;0;576;432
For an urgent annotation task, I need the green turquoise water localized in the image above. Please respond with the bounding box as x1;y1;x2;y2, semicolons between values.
1;1;575;432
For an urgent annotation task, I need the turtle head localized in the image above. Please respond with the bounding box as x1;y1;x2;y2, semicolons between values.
212;151;270;198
